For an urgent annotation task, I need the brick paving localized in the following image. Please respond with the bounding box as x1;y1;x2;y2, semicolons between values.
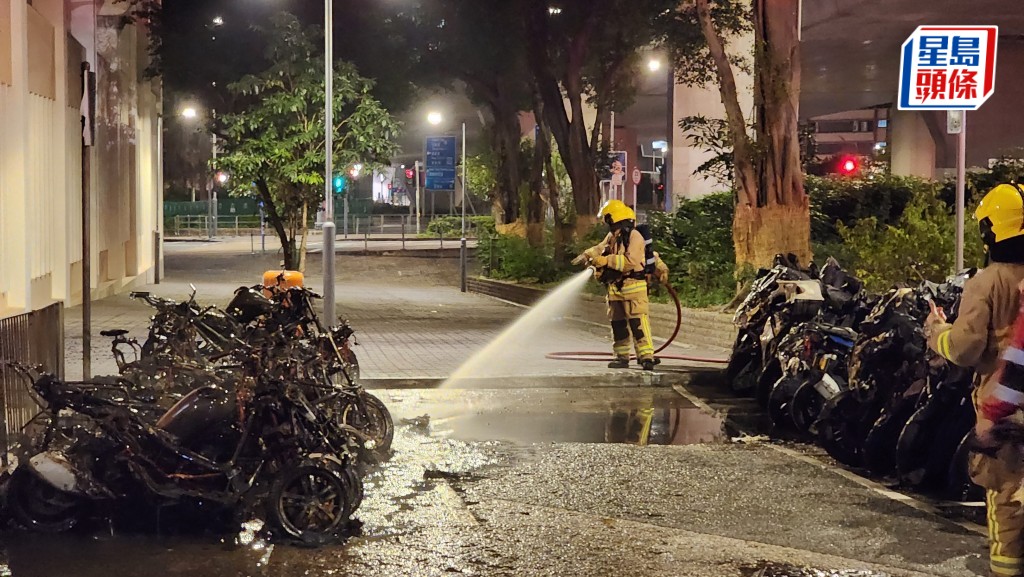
64;244;724;382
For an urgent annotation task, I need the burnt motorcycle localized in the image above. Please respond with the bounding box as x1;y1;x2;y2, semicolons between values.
728;255;818;397
2;360;363;542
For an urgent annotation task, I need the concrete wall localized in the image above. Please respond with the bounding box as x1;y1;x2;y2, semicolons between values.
669;28;754;204
890;109;938;179
0;0;162;318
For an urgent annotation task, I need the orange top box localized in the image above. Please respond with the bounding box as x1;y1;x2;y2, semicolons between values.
262;270;304;297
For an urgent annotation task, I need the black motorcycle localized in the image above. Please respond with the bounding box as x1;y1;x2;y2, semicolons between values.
2;360;363;543
727;255;816;396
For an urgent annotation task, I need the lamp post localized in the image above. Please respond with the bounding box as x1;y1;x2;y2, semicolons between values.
643;55;674;212
322;0;336;327
180;105;218;236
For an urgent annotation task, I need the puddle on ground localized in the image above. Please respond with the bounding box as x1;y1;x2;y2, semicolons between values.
382;387;728;446
741;561;892;577
436;404;726;446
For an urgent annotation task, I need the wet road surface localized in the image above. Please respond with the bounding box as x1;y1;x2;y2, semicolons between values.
1;382;987;577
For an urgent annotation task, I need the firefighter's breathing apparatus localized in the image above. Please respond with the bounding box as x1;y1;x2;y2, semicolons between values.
545;234;728;366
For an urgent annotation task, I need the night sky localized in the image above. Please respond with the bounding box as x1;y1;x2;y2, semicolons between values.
161;0;418;115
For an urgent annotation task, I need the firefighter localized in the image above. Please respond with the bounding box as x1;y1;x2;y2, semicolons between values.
574;200;670;371
924;183;1024;577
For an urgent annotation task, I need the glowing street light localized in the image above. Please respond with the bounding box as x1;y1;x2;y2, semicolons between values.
216;172;229;184
212;16;224;26
350;163;364;178
427;111;443;126
181;107;198;120
647;58;662;73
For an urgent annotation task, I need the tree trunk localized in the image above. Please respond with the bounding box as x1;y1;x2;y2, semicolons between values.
526;0;600;234
298;201;308;273
696;0;809;270
733;203;810;273
255;177;296;270
489;88;524;228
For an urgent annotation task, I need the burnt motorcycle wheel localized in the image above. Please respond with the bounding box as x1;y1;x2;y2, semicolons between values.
341;392;394;456
756;359;782;409
767;376;801;430
816;391;866;467
944;430;984;502
861;400;917;478
790;377;827;434
268;464;354;543
726;332;761;396
5;468;82;532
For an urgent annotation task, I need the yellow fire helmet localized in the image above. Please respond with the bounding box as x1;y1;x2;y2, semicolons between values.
976;183;1024;244
598;199;636;225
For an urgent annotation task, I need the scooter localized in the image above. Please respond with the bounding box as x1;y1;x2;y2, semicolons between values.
2;360;363;542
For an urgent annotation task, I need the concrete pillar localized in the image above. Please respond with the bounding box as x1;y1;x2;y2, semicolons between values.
890;109;937;179
669;27;754;204
4;0;31;311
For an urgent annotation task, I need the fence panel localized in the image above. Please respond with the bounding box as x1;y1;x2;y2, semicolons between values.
0;303;64;468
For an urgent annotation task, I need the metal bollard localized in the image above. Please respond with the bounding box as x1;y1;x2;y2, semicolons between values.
380;214;385;234
401;216;406;250
364;231;369;253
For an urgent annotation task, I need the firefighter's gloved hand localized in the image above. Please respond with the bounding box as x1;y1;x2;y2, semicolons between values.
571;253;589;266
653;251;670;285
589;254;608;268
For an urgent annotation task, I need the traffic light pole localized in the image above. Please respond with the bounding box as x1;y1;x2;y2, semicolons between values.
322;0;336;328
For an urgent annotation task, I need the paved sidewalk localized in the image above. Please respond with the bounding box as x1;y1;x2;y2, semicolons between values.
65;244;722;382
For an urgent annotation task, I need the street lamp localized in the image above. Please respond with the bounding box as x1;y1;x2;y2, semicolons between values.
180;105;219;235
647;58;662;73
212;15;224;26
323;0;337;327
425;111;468;292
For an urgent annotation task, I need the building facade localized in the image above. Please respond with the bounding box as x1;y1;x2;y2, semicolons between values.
0;0;162;319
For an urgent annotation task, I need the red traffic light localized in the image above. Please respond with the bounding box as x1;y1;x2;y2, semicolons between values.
838;156;859;176
405;168;415;180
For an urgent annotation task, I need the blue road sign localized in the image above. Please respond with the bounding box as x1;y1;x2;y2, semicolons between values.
425;136;457;191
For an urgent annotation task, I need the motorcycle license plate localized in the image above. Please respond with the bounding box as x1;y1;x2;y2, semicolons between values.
814;374;843;398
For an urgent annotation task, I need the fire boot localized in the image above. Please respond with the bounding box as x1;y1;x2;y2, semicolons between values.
608;357;630;369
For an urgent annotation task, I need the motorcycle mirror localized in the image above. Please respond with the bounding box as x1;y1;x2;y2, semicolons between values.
189;283;198;298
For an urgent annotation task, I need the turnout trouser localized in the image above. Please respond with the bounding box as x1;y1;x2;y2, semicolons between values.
608;299;655;361
987;487;1024;576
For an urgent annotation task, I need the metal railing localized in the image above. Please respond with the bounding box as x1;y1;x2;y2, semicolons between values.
0;302;64;467
171;215;263;237
170;213;490;239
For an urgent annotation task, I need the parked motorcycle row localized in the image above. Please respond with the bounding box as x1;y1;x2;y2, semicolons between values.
727;255;982;501
1;277;394;544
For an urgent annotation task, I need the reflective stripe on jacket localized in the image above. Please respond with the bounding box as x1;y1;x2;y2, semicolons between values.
928;264;1024;381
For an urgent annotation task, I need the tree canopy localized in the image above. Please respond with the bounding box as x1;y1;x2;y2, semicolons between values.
216;14;400;270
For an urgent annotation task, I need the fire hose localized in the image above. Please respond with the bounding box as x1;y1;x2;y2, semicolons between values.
545;282;729;364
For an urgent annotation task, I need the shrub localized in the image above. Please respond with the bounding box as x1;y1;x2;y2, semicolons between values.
837;185;986;292
647;192;737;307
481;233;560;284
424;216;496;238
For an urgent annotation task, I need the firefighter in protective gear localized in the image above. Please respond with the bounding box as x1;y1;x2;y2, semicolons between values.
574;200;670;371
925;184;1024;577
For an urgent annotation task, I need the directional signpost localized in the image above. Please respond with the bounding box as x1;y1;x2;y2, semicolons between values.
425;136;457;192
899;25;998;271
